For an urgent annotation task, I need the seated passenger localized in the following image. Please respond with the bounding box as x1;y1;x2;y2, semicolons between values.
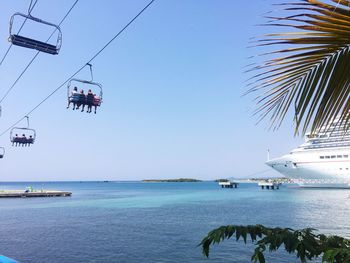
67;87;79;110
76;89;86;112
27;135;34;146
93;94;101;114
12;134;19;146
86;89;94;113
20;134;27;147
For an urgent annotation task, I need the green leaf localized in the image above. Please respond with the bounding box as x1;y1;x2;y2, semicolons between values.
247;0;350;135
200;224;350;262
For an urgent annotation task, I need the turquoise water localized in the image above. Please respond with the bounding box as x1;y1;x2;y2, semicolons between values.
0;181;349;262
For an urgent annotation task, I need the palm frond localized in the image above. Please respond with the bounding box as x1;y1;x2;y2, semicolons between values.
249;0;350;134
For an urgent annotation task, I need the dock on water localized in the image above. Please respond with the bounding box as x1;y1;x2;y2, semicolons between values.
258;180;281;190
0;190;72;198
218;181;239;188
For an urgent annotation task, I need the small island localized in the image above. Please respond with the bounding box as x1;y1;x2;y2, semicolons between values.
142;178;202;183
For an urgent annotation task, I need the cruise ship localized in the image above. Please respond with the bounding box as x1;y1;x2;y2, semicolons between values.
266;119;350;188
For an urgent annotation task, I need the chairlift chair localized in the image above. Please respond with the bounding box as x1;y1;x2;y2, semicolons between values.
67;64;103;112
9;12;62;55
10;117;36;147
0;147;5;158
67;78;103;104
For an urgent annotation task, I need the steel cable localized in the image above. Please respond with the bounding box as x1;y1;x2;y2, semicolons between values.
0;0;79;104
0;0;39;67
0;0;156;137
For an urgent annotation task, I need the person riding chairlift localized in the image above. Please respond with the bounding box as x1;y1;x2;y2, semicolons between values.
67;86;79;110
21;134;27;147
26;135;34;146
93;94;101;114
76;89;86;112
12;134;19;146
86;89;94;113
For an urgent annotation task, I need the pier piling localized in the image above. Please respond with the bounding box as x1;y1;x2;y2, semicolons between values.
258;181;281;190
218;181;238;189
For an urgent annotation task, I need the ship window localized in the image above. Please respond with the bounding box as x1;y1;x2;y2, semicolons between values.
344;155;349;158
337;155;342;158
331;155;336;159
320;156;324;159
325;156;330;159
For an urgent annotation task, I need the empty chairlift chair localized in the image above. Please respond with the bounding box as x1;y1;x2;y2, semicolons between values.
8;12;62;55
10;117;36;147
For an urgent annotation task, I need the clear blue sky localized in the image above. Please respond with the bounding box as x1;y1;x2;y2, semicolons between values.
0;0;303;181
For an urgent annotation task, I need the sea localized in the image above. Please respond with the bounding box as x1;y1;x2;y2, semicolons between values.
0;181;349;263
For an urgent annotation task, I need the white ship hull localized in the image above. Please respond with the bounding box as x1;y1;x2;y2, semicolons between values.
266;147;350;188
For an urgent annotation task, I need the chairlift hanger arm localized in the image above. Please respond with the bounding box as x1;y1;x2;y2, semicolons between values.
87;63;94;81
25;116;30;128
9;12;62;36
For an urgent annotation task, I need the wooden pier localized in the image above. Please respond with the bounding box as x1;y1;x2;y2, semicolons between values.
258;181;281;190
0;190;72;198
219;181;239;188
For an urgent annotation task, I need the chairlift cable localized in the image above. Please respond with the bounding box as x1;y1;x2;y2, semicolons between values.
0;0;39;67
0;0;156;137
0;0;79;104
28;0;38;16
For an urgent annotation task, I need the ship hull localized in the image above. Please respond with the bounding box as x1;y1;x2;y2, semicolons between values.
266;148;350;188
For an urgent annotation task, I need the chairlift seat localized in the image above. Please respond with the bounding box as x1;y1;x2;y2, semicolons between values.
9;34;58;55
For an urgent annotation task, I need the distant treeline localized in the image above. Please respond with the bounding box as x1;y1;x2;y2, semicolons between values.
142;178;202;183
